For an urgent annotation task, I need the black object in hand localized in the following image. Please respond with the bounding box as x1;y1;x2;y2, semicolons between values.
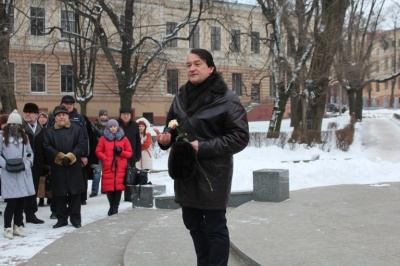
62;157;71;166
114;146;122;155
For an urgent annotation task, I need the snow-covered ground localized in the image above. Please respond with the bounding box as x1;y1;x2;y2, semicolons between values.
1;109;400;265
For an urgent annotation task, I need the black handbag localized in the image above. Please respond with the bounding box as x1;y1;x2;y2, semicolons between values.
125;165;139;186
2;145;25;173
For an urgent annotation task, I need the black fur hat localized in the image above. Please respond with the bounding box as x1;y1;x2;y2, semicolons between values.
23;103;40;113
168;142;197;180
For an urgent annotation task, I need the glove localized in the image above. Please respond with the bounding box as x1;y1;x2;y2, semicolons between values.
113;146;122;155
62;157;71;167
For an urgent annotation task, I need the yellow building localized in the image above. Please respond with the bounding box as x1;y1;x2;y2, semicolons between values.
367;29;400;108
7;0;273;123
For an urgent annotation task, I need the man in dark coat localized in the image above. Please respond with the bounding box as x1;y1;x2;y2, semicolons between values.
117;108;141;202
22;102;45;224
43;105;85;229
155;48;249;266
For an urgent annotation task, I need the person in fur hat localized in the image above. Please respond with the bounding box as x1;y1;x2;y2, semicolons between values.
0;110;35;239
95;119;132;216
43;105;85;229
154;49;249;265
135;117;153;171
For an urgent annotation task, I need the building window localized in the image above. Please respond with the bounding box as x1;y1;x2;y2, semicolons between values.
211;26;221;51
385;81;389;91
31;64;46;92
30;7;45;36
230;29;241;52
61;10;75;38
376;61;380;73
61;65;74;93
376;83;380;92
166;22;177;48
189;25;200;48
251;31;260;54
167;69;178;94
251;83;260;103
232;73;242;95
119;15;125;32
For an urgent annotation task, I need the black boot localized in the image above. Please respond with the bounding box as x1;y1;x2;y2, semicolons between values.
106;192;114;216
38;198;45;207
112;191;122;215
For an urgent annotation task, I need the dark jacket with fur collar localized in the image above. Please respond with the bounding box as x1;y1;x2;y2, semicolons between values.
160;73;249;209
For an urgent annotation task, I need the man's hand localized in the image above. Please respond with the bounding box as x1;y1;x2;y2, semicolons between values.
81;157;88;166
153;128;172;146
190;140;199;153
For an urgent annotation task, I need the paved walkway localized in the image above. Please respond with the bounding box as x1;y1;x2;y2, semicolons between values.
25;114;400;265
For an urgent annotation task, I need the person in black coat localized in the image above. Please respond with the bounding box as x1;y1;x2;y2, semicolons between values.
22;103;45;224
43;105;85;229
155;49;249;266
117;108;141;202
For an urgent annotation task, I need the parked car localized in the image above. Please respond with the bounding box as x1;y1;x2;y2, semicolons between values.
327;103;347;113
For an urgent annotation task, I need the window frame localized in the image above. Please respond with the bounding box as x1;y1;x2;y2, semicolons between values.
166;22;178;48
31;63;46;92
61;65;74;93
61;10;75;38
30;7;45;36
211;26;221;51
167;69;179;94
230;29;241;52
251;31;260;54
232;73;242;96
189;25;200;48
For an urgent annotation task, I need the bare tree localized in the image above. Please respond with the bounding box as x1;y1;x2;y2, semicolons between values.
55;0;205;110
0;0;17;113
334;0;385;121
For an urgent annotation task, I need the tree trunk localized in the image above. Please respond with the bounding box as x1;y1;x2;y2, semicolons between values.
355;88;363;122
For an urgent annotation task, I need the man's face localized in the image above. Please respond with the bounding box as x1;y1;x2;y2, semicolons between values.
120;112;131;123
100;114;108;122
55;113;69;127
24;112;38;124
61;102;74;113
186;53;214;85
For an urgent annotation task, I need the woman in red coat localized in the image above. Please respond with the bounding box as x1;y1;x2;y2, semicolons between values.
95;119;132;216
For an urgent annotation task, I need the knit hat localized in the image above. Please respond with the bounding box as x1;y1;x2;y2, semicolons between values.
38;112;48;119
7;109;23;125
61;95;75;104
0;114;9;126
53;105;69;116
119;107;132;114
107;119;119;128
23;103;40;113
99;109;108;116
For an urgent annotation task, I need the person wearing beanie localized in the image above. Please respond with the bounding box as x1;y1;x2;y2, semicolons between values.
1;109;35;239
43;105;86;229
89;109;109;198
22;103;46;224
135;117;153;171
95;119;132;216
38;112;48;128
0;114;9;215
117;108;141;202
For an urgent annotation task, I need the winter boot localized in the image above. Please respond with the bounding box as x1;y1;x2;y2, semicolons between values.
112;190;122;215
106;192;114;216
13;225;26;237
4;228;13;239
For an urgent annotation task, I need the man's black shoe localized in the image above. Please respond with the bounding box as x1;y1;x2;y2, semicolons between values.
72;223;81;228
53;222;68;229
26;217;45;224
89;192;97;198
81;200;87;205
50;212;57;219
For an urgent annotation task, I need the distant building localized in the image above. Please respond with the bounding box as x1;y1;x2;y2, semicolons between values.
7;0;278;122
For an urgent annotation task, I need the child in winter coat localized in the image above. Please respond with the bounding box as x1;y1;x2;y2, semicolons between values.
0;110;35;239
135;117;153;171
95;119;132;216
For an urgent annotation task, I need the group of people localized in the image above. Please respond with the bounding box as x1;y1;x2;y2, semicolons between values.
1;96;154;239
1;48;249;266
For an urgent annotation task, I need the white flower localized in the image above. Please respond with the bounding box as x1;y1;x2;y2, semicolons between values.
168;119;179;129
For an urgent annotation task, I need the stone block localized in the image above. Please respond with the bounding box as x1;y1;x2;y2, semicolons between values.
155;195;180;209
132;184;166;208
253;169;289;202
228;191;253;207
